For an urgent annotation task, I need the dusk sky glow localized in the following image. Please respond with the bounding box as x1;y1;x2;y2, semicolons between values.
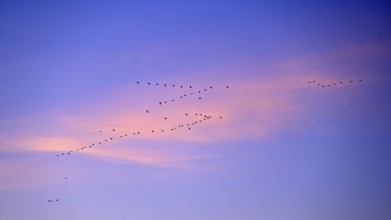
1;1;391;219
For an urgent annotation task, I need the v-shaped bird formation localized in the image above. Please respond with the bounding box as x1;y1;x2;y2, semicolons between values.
49;81;230;203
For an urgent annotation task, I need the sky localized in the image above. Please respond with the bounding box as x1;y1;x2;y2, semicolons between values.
0;0;391;219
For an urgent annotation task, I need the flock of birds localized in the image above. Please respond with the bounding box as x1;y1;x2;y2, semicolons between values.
48;81;229;203
307;79;363;87
48;78;365;203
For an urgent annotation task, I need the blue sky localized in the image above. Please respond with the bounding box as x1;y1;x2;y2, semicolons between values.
1;0;391;219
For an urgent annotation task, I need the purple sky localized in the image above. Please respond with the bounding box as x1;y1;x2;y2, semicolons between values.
1;1;391;219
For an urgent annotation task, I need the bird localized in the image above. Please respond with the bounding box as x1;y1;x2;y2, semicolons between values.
226;86;229;88
136;81;140;84
164;117;167;120
152;130;154;132
110;138;113;140
172;84;175;87
159;101;162;105
308;81;311;83
57;154;59;156
219;116;223;119
99;130;102;133
340;82;343;84
148;82;151;85
146;109;149;113
184;94;187;97
120;136;123;138
161;130;164;132
180;85;183;88
156;83;159;86
56;199;59;202
189;85;192;88
65;177;68;180
99;142;101;144
359;79;362;82
164;101;167;103
172;99;174;102
199;97;202;100
164;84;167;87
350;80;353;83
185;113;188;116
198;91;201;93
112;129;115;131
204;89;207;91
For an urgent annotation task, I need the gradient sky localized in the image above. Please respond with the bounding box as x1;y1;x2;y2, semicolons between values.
1;1;391;219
